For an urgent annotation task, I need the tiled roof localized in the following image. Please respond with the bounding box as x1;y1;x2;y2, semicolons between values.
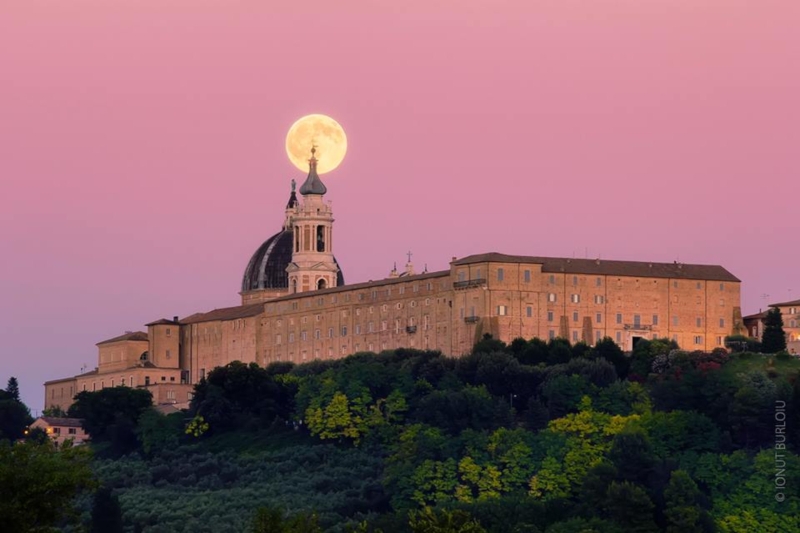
179;303;265;324
452;253;740;282
743;311;768;320
38;417;84;428
96;331;149;346
145;318;179;327
770;298;800;308
265;270;450;304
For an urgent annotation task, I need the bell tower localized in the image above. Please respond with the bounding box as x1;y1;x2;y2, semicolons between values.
286;147;340;293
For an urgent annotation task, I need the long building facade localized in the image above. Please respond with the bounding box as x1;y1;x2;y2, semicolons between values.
44;152;746;410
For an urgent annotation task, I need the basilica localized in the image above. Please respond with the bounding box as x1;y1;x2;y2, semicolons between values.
44;151;746;411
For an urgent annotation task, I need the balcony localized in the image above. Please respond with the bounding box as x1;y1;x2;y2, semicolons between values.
453;278;486;290
624;324;652;331
464;316;480;324
406;325;418;334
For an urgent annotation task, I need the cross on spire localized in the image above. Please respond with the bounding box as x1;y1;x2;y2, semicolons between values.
407;251;413;263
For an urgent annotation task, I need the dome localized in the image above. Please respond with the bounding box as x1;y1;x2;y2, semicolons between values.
241;229;345;292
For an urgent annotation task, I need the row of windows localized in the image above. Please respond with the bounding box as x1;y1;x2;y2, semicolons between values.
494;307;728;329
267;283;438;312
486;269;727;293
543;330;721;347
276;317;432;344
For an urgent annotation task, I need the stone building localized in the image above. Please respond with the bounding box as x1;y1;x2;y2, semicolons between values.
743;298;800;354
28;417;89;446
44;151;745;410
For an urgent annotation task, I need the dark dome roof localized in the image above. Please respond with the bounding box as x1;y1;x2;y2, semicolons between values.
241;229;345;292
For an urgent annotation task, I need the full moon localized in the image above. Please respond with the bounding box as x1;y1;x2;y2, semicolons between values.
285;114;347;174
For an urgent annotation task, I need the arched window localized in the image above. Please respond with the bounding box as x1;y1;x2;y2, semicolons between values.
140;352;148;362
316;225;325;252
317;278;327;290
291;279;298;294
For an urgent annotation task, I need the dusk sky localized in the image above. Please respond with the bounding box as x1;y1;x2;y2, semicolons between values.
1;1;798;412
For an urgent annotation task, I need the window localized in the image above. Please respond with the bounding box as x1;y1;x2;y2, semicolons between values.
633;314;641;327
596;313;602;324
165;349;171;359
571;294;580;303
616;332;622;343
497;305;508;316
694;335;703;345
549;330;556;340
458;271;466;282
341;326;348;336
355;325;361;335
719;283;725;291
526;306;533;317
547;311;554;322
572;331;579;342
315;329;321;339
524;270;531;282
328;328;334;338
673;281;678;288
548;293;557;303
672;315;679;327
368;322;374;333
616;313;622;324
717;336;723;346
573;311;579;322
594;295;604;304
166;328;171;337
288;332;295;343
595;330;602;343
573;276;578;286
596;277;602;287
696;282;702;289
497;268;505;281
719;318;725;328
549;275;556;284
696;317;702;327
653;315;659;326
68;428;77;435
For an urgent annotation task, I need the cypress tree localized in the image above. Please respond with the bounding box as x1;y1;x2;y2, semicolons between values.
762;308;787;353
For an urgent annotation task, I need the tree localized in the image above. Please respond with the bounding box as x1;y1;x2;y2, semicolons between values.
6;377;20;401
590;338;629;378
663;470;704;533
762;308;787;353
608;430;655;485
250;507;323;533
603;481;657;533
0;390;33;442
0;439;95;532
68;387;152;455
409;507;487;533
90;486;124;533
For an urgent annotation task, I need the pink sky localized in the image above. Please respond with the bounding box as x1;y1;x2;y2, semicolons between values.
1;1;798;411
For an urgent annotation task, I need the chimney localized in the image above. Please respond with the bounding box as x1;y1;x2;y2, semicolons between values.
173;316;179;323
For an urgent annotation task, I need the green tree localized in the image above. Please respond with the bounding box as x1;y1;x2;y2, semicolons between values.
663;470;704;533
608;430;655;485
68;387;152;455
305;391;365;443
603;481;657;533
6;377;21;401
136;409;183;455
409;507;487;533
250;506;323;533
90;486;123;533
590;338;629;378
0;389;33;442
0;439;95;532
762;307;787;353
42;406;67;417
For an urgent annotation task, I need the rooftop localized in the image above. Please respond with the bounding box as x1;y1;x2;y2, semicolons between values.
37;417;84;428
770;298;800;308
96;331;149;346
453;252;740;282
180;303;265;324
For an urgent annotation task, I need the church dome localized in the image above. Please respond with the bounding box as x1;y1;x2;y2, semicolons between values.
241;229;345;292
